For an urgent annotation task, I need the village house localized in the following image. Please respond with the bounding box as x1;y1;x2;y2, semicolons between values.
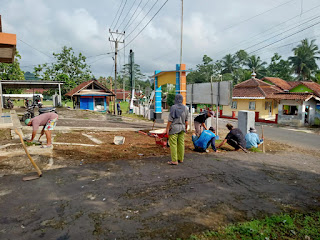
223;73;281;121
262;77;320;126
222;74;320;126
65;79;114;111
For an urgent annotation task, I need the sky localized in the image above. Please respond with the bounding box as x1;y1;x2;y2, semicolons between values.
1;0;320;79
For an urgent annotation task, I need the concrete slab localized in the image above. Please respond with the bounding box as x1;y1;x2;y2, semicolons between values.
0;112;13;128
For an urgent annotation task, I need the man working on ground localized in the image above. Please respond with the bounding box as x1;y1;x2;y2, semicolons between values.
194;110;214;136
192;127;220;153
245;127;263;149
25;112;58;148
217;123;246;151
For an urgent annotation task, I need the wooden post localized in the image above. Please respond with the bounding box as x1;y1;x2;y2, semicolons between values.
261;125;265;153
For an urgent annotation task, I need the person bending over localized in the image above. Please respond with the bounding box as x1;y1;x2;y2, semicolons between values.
192;127;220;153
217;123;246;151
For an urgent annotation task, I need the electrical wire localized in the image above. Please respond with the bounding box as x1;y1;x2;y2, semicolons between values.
249;20;320;54
125;0;159;39
245;14;320;51
213;3;320;59
121;0;169;49
121;0;144;33
110;0;125;29
114;0;128;30
118;0;139;31
18;39;54;59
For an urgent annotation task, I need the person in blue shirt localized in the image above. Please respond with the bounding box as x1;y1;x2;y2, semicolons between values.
192;127;219;152
245;127;263;149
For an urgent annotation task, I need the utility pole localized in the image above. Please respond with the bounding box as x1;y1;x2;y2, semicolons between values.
129;49;135;113
109;29;124;115
179;0;184;95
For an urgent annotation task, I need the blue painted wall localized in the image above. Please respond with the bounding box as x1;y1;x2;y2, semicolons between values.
155;70;162;113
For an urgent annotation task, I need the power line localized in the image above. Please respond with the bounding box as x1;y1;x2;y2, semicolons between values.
123;0;152;34
213;3;320;59
221;0;296;32
121;0;144;32
118;0;139;31
114;0;128;30
245;14;320;52
110;0;125;29
122;0;169;49
125;0;160;39
18;39;54;59
249;20;320;54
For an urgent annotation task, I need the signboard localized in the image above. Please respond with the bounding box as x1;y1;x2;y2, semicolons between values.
186;81;232;106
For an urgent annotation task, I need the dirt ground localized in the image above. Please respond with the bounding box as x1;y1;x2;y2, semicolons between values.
1;110;320;239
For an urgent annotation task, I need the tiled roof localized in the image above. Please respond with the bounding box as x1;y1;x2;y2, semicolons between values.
298;81;320;97
233;78;281;98
270;92;319;101
262;77;291;90
65;80;114;97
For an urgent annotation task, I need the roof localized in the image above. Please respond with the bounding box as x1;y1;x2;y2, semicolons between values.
233;78;281;98
270;92;320;101
65;80;114;97
293;81;320;97
0;80;64;89
116;89;130;100
262;77;291;90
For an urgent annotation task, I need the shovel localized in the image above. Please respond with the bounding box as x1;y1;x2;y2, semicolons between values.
15;129;42;181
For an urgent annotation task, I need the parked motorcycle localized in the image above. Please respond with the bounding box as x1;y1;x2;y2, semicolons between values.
21;104;57;123
4;98;14;109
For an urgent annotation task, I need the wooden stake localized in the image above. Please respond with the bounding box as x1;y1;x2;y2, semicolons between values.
261;125;265;153
15;128;42;177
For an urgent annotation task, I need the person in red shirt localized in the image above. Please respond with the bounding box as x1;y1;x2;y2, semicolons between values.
25;112;58;148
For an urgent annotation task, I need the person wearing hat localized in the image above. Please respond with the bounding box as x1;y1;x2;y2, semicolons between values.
194;110;214;137
245;127;264;149
25;112;58;148
217;123;246;151
192;126;220;153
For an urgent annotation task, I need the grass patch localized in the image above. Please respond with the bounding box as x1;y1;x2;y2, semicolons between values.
184;212;320;240
248;147;262;153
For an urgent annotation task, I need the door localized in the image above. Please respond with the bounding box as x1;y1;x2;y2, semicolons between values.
80;97;90;110
305;105;310;124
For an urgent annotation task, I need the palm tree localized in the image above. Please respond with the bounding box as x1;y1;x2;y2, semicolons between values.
245;55;267;78
221;54;238;74
289;39;320;80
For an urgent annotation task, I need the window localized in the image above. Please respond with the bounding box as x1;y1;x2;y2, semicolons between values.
249;101;255;110
231;101;237;109
283;105;298;115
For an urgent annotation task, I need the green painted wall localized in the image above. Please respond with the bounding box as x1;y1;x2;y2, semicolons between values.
289;85;313;93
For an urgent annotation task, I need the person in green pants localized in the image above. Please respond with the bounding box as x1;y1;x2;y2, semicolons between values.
166;94;189;165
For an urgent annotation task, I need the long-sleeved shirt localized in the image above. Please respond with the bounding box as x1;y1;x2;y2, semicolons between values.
245;132;263;149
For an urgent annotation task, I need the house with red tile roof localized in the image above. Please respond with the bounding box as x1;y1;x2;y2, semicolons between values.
223;74;320;126
65;80;114;111
223;73;282;120
261;78;320;125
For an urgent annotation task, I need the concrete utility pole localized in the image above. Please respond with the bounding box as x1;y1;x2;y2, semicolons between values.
109;29;124;115
179;0;184;94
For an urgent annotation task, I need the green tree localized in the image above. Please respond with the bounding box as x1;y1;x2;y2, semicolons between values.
267;53;293;81
235;50;249;67
34;46;93;98
289;39;320;80
221;54;238;74
0;51;25;93
186;55;213;83
245;55;267;78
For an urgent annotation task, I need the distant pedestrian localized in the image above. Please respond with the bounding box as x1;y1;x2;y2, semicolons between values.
166;94;189;165
194;110;214;137
245;127;263;149
117;102;122;115
25;112;58;148
217;123;246;151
